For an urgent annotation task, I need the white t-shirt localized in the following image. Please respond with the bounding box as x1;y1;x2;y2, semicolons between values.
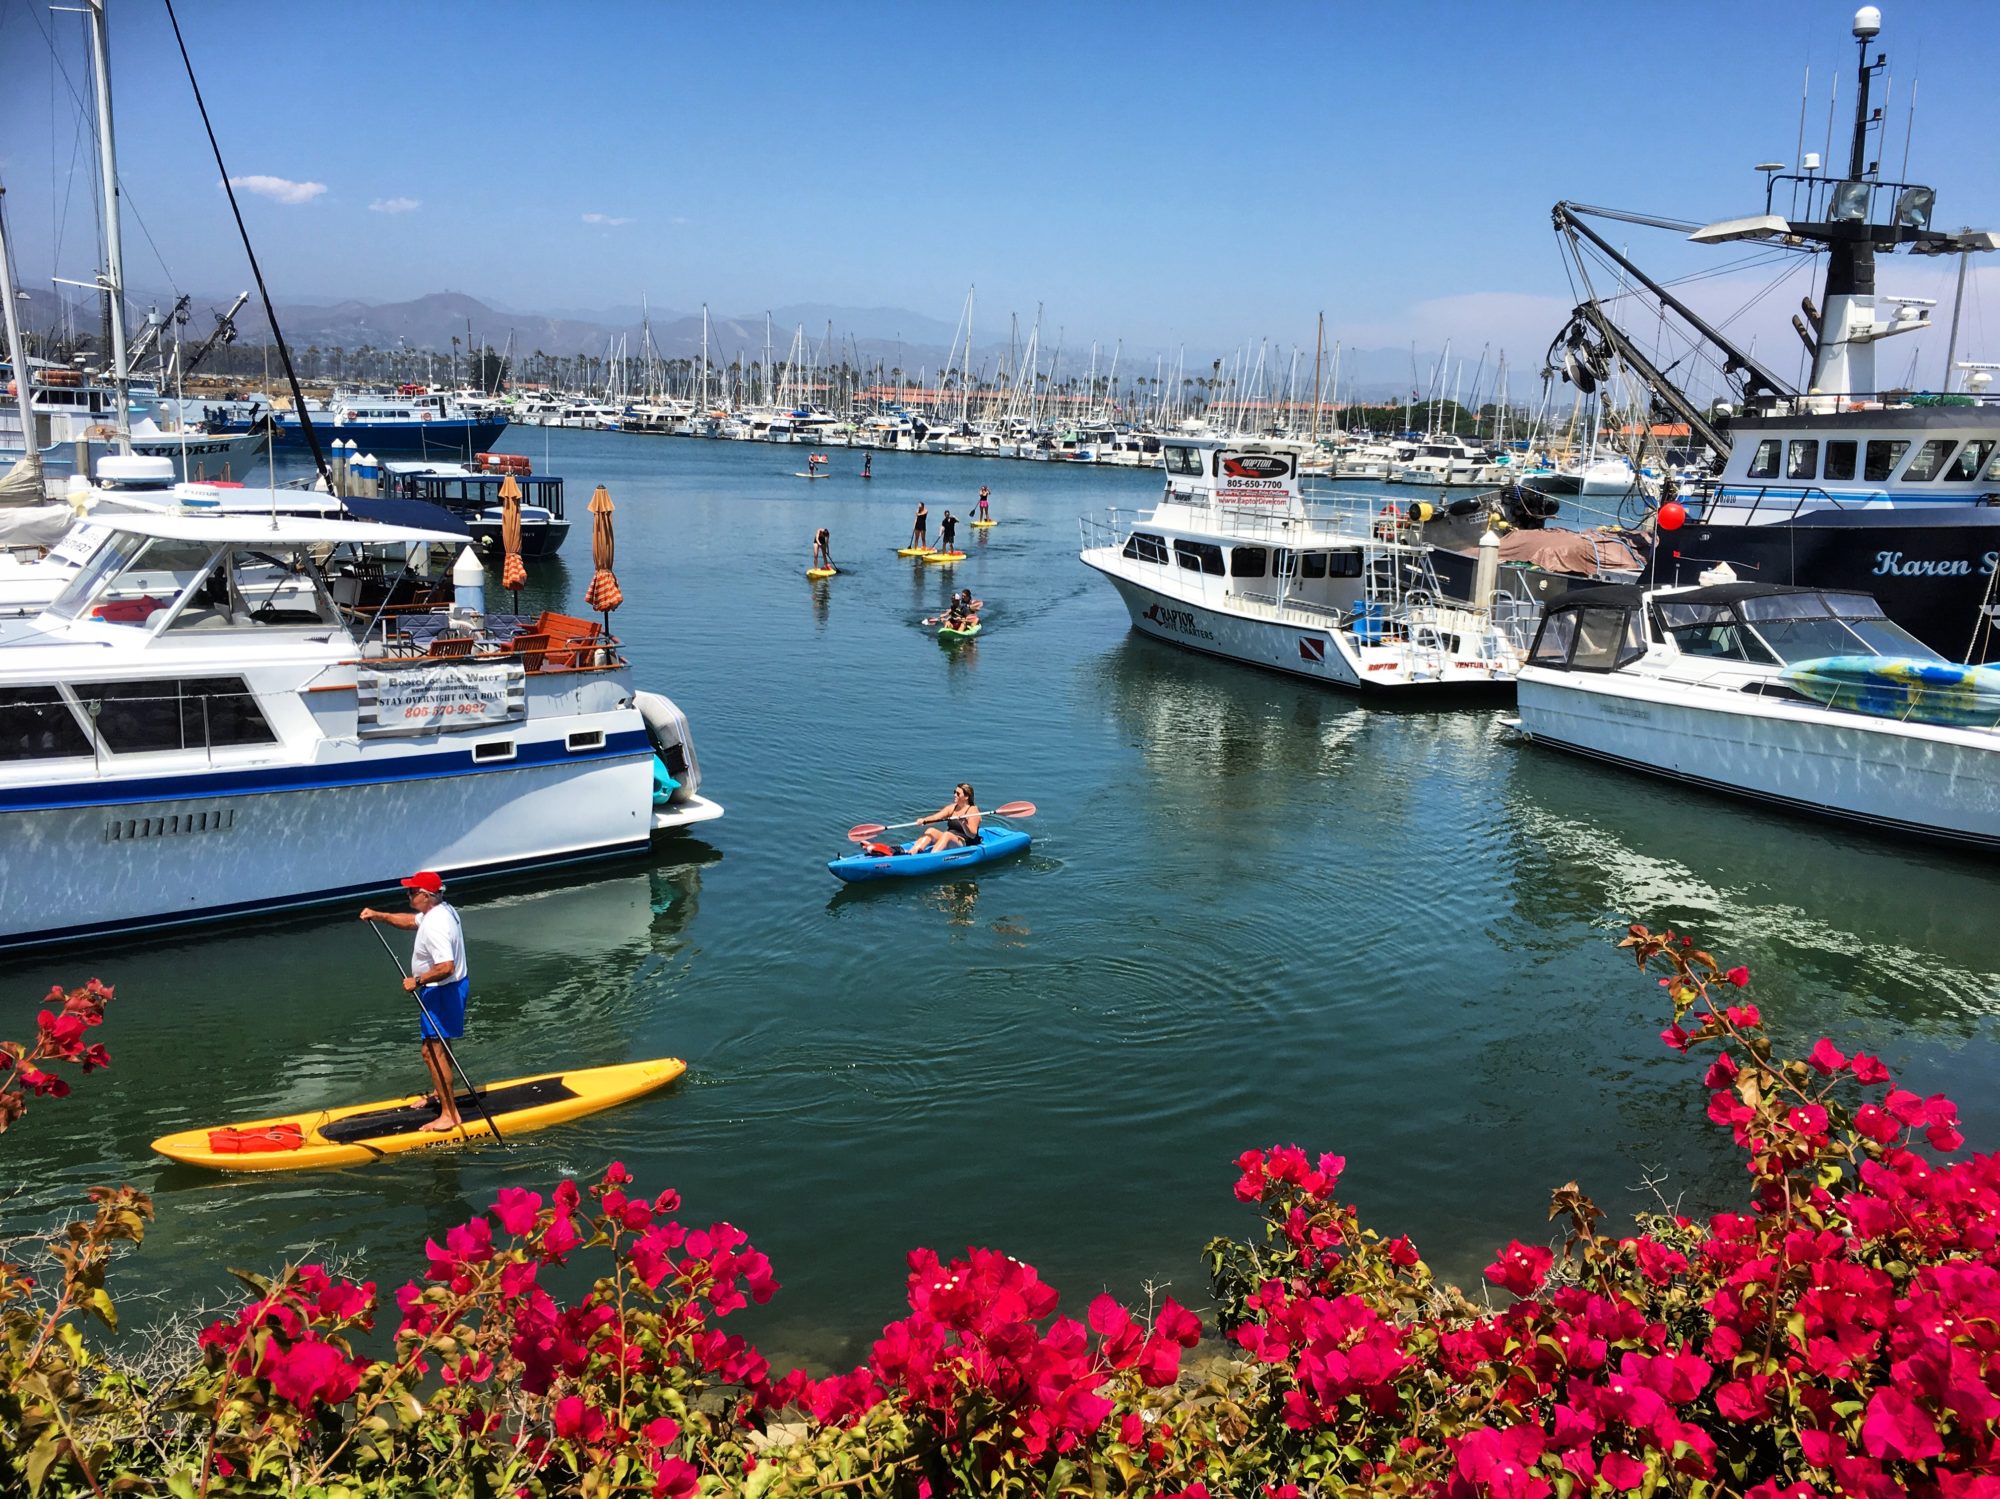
410;902;468;984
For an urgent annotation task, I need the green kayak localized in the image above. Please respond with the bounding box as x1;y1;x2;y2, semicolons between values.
937;622;982;643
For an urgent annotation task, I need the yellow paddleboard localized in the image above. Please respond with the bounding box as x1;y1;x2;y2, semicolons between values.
925;551;966;563
970;519;997;528
807;567;838;578
896;546;931;557
151;1058;686;1172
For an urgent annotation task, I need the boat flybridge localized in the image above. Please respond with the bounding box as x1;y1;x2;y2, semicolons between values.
1512;576;2000;849
1078;436;1524;692
0;509;718;950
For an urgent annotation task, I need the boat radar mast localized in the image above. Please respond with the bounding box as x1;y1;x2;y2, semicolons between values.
1687;6;1998;399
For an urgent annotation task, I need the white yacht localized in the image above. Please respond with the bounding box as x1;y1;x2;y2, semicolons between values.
0;510;719;950
1079;436;1523;692
1512;577;2000;849
1387;436;1509;488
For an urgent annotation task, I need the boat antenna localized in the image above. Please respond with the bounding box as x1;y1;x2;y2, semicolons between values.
161;0;330;491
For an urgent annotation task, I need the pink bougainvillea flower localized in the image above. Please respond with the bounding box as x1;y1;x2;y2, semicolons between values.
1861;1386;1943;1462
1807;1037;1848;1075
1849;1052;1889;1085
490;1187;543;1237
552;1393;608;1443
1723;1003;1760;1027
1724;966;1751;987
1484;1241;1554;1298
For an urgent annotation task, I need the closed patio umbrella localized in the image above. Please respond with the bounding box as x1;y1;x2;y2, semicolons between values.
499;472;526;609
583;484;622;626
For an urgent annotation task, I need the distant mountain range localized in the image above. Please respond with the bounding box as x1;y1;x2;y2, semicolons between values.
36;286;1477;403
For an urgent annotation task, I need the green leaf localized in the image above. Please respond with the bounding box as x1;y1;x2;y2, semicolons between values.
165;1472;197;1499
24;1431;62;1494
83;1286;118;1332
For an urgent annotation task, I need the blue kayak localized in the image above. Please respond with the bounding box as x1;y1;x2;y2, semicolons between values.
827;827;1031;883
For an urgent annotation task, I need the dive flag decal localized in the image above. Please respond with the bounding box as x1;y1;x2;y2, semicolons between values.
1298;637;1326;663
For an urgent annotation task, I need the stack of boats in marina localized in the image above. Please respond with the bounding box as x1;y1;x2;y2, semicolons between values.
1080;6;2000;851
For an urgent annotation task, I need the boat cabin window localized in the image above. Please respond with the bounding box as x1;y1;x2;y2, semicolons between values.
1745;439;1781;480
1945;440;1994;482
1737;592;1943;663
0;686;92;762
74;676;276;754
1230;546;1268;578
1121;531;1169;564
1819;593;1944;659
1864;439;1908;483
1823;440;1858;481
45;534;217;627
1656;601;1776;664
1174;540;1225;576
162;547;339;631
1162;446;1205;476
1900;439;1957;483
1786;440;1819;481
1566;607;1647;671
1528;611;1577;666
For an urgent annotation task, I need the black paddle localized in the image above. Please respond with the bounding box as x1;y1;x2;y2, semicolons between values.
366;919;507;1147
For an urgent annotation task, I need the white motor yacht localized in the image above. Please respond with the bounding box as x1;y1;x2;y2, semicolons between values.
1511;577;2000;848
1079;436;1523;692
0;510;719;950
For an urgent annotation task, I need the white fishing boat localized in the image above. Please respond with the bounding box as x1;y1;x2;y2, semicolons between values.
1078;436;1523;692
1387;436;1509;488
1511;577;2000;849
0;510;719;950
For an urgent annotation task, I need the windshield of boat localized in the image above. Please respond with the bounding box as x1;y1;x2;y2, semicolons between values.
1736;592;1946;664
160;546;342;632
44;533;217;628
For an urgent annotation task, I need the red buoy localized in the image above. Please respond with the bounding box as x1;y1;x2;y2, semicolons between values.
1657;500;1686;531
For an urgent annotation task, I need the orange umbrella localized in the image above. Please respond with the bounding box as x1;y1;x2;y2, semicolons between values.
499;473;527;602
583;484;622;620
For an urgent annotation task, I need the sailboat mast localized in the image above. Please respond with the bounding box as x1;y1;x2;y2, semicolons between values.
0;183;46;482
1311;312;1323;442
85;0;131;448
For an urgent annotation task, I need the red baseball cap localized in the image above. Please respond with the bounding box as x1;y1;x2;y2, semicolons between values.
400;871;445;894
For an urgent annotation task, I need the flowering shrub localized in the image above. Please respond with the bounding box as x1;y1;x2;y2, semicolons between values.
6;931;2000;1496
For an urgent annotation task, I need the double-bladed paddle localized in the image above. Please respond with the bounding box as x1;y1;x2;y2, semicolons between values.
847;800;1037;842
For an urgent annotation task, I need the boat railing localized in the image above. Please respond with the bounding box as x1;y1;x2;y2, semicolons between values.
348;608;626;673
1689;482;1868;521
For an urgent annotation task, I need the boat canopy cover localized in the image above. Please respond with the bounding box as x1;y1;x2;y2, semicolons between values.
1545;581;1824;616
339;496;472;537
82;511;466;547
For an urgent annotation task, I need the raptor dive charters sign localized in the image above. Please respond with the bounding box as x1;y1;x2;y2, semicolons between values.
1214;451;1295;505
1141;603;1216;641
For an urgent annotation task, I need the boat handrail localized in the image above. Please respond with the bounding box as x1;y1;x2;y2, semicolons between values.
1689;482;1867;521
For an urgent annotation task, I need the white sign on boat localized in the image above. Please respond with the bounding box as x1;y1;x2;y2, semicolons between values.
356;660;526;736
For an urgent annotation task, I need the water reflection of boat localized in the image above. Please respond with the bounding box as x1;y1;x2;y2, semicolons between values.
1497;745;2000;1031
460;847;719;960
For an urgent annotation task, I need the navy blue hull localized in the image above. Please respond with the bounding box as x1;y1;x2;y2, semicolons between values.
222;417;508;457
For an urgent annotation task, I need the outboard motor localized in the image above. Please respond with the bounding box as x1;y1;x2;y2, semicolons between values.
633;690;702;805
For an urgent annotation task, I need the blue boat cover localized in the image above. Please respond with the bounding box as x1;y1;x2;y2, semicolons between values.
339;496;472;537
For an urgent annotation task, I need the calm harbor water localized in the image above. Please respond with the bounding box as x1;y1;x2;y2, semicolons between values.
7;428;2000;1364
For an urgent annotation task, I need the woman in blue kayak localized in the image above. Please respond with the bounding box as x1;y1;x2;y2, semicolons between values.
908;783;981;852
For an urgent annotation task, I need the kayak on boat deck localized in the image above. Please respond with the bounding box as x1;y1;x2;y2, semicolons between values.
828;826;1030;883
151;1058;686;1171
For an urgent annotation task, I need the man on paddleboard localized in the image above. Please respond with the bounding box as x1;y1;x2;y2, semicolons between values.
911;501;928;549
939;510;958;552
360;871;469;1132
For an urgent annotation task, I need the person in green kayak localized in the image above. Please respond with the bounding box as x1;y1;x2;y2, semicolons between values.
360;871;468;1132
908;783;981;853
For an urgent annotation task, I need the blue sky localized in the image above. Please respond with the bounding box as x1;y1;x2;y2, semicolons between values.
1;0;1993;371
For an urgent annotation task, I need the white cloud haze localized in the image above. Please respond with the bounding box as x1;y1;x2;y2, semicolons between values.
581;212;633;227
226;175;327;205
370;196;421;214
